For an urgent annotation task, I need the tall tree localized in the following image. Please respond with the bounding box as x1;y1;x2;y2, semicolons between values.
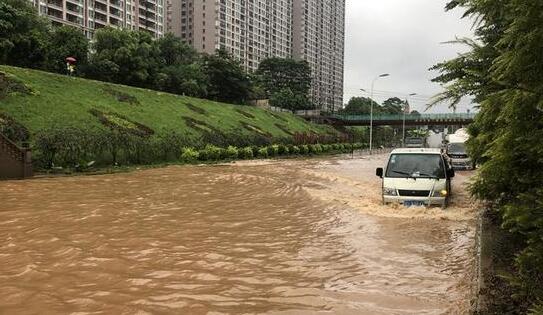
382;97;404;114
433;1;543;311
269;88;313;113
87;28;158;87
45;26;89;75
342;97;381;114
152;34;207;97
0;0;50;68
202;50;251;104
256;58;312;97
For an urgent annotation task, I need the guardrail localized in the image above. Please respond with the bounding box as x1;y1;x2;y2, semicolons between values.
331;113;476;121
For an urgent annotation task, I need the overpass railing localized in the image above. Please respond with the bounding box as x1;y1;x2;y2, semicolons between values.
331;113;476;122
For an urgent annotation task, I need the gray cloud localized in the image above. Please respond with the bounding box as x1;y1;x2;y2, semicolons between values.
343;0;475;113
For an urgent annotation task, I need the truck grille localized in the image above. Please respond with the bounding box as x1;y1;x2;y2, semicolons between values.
398;190;431;197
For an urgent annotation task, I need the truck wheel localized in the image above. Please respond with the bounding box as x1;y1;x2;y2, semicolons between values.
442;197;449;209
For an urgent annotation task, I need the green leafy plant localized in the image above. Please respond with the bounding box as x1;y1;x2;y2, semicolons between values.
257;147;269;158
181;147;199;162
225;145;239;159
240;147;254;159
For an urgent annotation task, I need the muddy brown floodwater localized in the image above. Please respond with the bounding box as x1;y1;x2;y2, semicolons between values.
0;154;478;315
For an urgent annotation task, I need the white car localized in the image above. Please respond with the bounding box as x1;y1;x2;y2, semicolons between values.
376;148;455;208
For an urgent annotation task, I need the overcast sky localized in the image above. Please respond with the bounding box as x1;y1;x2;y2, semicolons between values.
343;0;475;113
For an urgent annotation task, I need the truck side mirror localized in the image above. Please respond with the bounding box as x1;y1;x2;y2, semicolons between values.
376;168;383;178
448;168;455;178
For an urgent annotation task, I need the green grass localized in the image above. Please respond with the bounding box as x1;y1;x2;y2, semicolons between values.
0;65;334;139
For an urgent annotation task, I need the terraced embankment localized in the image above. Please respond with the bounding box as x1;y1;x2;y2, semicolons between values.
0;66;335;141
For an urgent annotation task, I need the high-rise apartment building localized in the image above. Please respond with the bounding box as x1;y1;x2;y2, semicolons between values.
30;0;165;38
292;0;345;112
168;0;293;72
172;0;345;110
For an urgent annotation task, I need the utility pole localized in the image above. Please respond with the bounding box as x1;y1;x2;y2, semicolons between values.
369;73;390;154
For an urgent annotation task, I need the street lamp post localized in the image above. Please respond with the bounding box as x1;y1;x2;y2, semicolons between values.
369;73;390;154
403;93;417;147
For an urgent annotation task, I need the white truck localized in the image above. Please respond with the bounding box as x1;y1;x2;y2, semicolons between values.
446;129;473;170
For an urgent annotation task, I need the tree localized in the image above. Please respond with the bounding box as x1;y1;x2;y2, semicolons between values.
269;88;313;113
0;0;50;68
87;28;158;87
341;97;381;114
203;50;251;104
152;34;207;97
155;33;198;66
434;0;543;311
382;97;405;114
45;26;89;74
256;58;312;97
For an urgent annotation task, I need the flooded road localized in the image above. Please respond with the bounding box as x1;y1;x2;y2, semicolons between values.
0;154;477;314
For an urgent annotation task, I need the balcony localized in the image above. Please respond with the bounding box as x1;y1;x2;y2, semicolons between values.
46;0;63;10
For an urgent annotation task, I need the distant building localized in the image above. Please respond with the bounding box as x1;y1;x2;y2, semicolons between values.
30;0;165;38
167;0;292;72
167;0;345;112
292;0;345;113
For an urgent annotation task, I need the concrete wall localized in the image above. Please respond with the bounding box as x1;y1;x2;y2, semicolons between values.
0;135;33;180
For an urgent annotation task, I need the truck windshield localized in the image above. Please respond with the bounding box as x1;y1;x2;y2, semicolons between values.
448;143;466;154
386;154;446;179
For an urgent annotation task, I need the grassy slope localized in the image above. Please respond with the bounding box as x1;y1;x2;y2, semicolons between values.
0;66;334;139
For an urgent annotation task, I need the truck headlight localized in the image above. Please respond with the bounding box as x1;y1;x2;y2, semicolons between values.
433;190;448;197
383;187;397;196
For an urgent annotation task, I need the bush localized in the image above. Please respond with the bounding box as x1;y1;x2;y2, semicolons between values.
353;143;363;150
257;147;269;158
300;144;310;155
199;144;222;161
240;147;254;159
310;144;323;154
291;145;301;155
267;144;280;156
278;144;289;155
321;144;331;153
331;144;340;151
181;147;199;162
225;145;239;159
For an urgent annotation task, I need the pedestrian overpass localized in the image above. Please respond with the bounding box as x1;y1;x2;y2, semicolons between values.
320;113;476;127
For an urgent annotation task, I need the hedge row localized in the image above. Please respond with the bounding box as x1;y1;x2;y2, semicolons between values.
30;127;367;170
180;143;367;163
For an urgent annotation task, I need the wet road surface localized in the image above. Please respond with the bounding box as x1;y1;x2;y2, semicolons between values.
0;154;477;314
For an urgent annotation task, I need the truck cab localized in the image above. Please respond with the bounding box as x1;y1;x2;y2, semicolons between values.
376;148;455;208
447;142;473;170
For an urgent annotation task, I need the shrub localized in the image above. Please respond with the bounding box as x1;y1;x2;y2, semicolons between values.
181;147;199;162
331;144;340;151
240;147;254;159
267;144;280;156
337;144;345;151
257;147;269;158
278;144;289;155
250;145;260;157
200;144;222;161
310;144;323;154
198;148;209;161
300;144;310;155
225;146;239;159
343;143;353;152
322;144;331;152
291;145;301;155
